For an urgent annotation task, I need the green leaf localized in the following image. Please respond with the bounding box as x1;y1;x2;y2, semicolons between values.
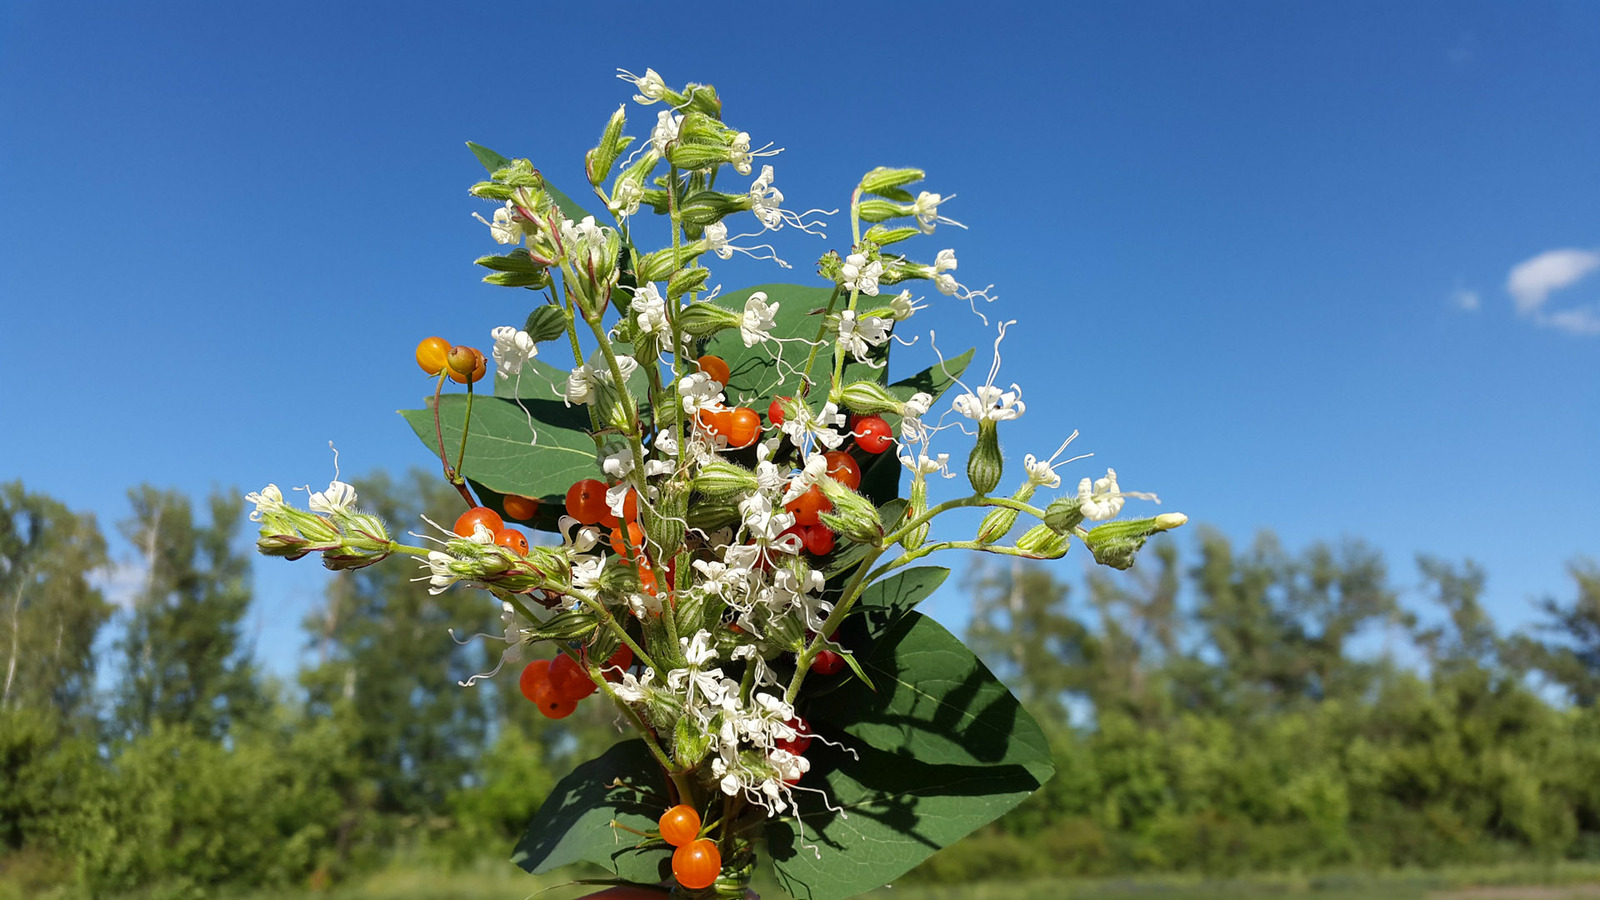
547;182;601;226
399;385;599;532
768;610;1053;900
511;740;671;883
467;141;512;173
851;566;949;637
702;284;882;402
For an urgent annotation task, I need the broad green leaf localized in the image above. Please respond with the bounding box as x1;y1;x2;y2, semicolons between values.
511;740;671;883
768;610;1053;899
702;284;882;404
851;566;949;637
399;390;598;531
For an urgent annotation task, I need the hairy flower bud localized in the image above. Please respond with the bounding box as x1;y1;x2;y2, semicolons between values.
635;244;708;283
816;479;883;547
967;419;1003;496
1084;513;1189;570
857;199;911;223
666;266;711;300
692;460;760;498
1044;496;1085;534
838;381;903;416
1015;523;1071;558
677;300;742;337
863;224;921;247
641;480;689;558
860;166;925;197
900;475;930;552
685;497;741;532
523;303;569;344
586;105;631;187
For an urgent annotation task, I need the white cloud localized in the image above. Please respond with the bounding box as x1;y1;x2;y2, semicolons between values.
1450;288;1480;311
1506;248;1600;315
1542;305;1600;337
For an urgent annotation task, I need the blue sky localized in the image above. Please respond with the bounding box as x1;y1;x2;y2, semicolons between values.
2;1;1596;677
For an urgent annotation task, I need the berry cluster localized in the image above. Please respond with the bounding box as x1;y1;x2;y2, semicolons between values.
517;643;633;719
415;335;486;384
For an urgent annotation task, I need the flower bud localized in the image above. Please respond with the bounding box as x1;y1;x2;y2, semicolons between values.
585;105;631;187
677;300;741;337
859;167;925;197
682;83;722;119
838;381;903;416
686;497;741;532
1044;496;1084;534
523;303;570;344
678;190;748;227
635;244;708;283
857;199;911;223
641;480;689;559
1015;523;1071;559
673;715;713;768
666;266;710;300
816;479;883;547
900;476;929;552
863;224;921;247
1084;513;1188;570
967;419;1003;496
527;610;600;643
691;461;759;498
975;507;1018;545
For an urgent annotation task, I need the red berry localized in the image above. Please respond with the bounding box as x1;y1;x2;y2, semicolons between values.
775;717;813;756
454;507;505;538
603;645;634;681
768;396;790;425
803;525;835;556
853;415;893;454
519;659;552;705
565;479;608;525
785;485;831;527
493;528;529;555
548;653;597;701
813;649;845;675
823;450;862;491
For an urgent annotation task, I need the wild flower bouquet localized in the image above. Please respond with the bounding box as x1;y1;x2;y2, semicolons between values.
248;69;1185;900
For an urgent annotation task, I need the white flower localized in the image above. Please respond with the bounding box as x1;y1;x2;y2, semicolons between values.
952;384;1025;422
912;191;965;234
781;454;830;505
1077;468;1159;521
565;365;595;405
1024;454;1063;490
650;110;682;155
609;177;643;217
1078;470;1123;521
631;284;669;337
841;253;883;296
491;326;537;378
899;451;950;476
473;201;523;245
740;292;780;346
677;371;725;414
568;350;638;405
889;289;926;321
681;629;719;668
778;401;847;456
308;480;357;514
618;68;669;105
704;222;735;260
424;551;465;594
570;556;605;589
749;165;784;230
599;442;636;479
560;216;607;256
836;310;891;363
932;248;959;295
245;484;285;521
611;668;656;703
740;491;795;542
729;131;752;175
903;392;933;419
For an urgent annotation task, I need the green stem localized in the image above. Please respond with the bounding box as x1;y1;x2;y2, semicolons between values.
785;544;884;705
797;285;843;397
453;378;475;481
593;670;695;803
572;591;659;676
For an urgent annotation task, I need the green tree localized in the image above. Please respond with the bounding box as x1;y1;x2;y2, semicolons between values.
965;558;1092;725
0;482;111;722
298;470;495;822
114;486;262;739
1518;559;1600;707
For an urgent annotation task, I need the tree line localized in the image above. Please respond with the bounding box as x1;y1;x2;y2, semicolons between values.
1;477;1597;897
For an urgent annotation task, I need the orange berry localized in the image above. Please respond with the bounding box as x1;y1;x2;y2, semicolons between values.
853;415;893;454
672;839;721;891
658;805;702;847
727;407;761;448
539;696;577;719
696;354;730;386
785;485;831;527
454;507;505;538
823;450;862;491
697;407;733;440
768;396;790;425
493;528;529;555
502;494;539;520
415;336;451;375
610;522;645;558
